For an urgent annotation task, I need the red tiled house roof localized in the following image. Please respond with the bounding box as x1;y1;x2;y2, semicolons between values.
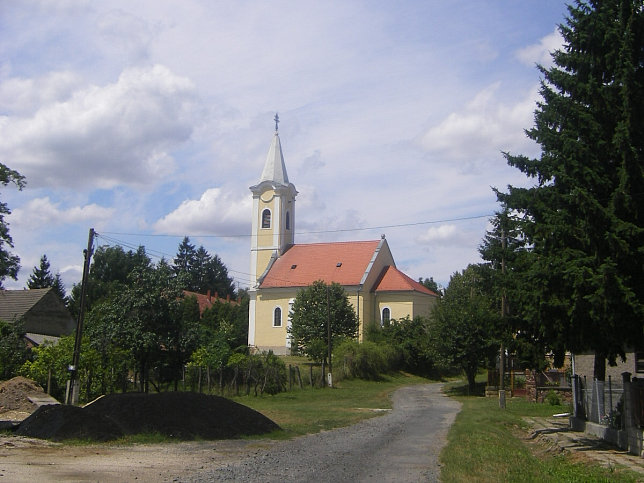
182;290;239;316
374;265;438;296
259;240;381;289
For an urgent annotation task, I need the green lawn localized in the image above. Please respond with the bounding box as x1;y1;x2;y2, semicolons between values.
235;373;641;481
231;371;429;437
440;383;640;482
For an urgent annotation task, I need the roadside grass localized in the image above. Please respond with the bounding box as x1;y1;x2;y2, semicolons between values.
440;381;640;482
231;371;430;438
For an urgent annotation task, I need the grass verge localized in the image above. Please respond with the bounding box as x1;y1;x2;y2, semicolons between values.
440;382;640;482
231;371;429;438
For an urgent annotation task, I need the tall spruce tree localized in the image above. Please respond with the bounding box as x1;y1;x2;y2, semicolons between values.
172;237;236;297
498;0;644;379
27;254;67;302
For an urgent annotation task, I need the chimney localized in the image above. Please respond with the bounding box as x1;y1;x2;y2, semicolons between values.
226;294;230;302
207;289;211;302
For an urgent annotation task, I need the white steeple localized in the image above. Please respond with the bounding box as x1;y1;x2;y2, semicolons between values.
248;113;298;348
258;113;289;186
249;113;298;283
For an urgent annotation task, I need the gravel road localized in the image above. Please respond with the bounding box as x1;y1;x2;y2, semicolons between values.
0;383;460;482
189;383;461;482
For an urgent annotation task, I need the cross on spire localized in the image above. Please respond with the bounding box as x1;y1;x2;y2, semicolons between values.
274;113;279;132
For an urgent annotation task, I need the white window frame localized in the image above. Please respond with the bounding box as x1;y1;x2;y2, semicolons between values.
261;208;272;229
381;306;391;327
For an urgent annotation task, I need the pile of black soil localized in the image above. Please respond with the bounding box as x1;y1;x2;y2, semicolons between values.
16;392;280;442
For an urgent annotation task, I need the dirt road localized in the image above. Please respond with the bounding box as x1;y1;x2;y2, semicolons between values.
0;384;460;482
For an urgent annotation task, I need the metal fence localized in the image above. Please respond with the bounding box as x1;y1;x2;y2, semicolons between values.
574;375;625;428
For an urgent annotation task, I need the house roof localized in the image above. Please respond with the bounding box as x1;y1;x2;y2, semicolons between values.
0;288;75;339
259;240;382;288
374;265;438;296
0;288;52;322
182;290;240;316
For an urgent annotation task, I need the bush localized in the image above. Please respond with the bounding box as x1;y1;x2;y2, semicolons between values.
333;340;395;380
545;390;561;406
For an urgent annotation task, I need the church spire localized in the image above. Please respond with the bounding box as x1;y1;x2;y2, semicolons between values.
259;113;289;186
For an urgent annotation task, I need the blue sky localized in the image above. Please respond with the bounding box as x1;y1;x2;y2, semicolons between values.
1;0;570;292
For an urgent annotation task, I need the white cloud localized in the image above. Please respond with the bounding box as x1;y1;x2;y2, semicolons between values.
417;224;459;246
11;197;115;229
0;71;83;115
420;82;539;164
516;27;563;67
0;64;197;189
154;188;250;236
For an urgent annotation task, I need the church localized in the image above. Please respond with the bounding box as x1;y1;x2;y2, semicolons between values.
248;116;438;355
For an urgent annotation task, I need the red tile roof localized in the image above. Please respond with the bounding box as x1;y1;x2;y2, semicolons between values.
259;240;381;288
182;290;239;316
374;266;438;296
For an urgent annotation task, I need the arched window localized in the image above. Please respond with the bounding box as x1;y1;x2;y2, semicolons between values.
262;209;271;228
285;211;290;230
381;307;391;327
273;307;282;327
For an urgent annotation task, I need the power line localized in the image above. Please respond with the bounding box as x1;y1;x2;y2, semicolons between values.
100;213;494;240
93;213;495;288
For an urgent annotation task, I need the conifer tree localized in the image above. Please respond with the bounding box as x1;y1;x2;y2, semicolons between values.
172;237;235;297
27;254;55;288
27;254;67;302
498;0;644;379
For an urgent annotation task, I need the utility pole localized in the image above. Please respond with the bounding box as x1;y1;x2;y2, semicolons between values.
499;228;507;409
326;284;332;387
66;228;95;405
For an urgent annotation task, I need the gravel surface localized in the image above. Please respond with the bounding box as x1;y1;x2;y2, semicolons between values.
0;383;460;482
188;383;461;483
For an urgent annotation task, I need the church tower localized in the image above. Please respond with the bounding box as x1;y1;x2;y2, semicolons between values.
248;114;297;346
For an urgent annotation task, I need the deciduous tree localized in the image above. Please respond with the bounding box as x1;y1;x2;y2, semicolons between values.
431;265;499;393
289;281;358;363
69;245;150;317
0;163;25;287
0;320;30;380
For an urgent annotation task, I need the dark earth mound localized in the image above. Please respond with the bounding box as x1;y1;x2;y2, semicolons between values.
16;392;280;442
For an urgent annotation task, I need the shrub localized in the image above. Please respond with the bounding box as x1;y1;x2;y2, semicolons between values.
545;389;561;406
333;340;395;380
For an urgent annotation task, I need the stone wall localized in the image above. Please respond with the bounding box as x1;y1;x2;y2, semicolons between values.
574;352;640;382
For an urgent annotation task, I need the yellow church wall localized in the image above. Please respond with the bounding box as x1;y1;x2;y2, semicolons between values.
410;292;437;318
356;290;374;341
255;250;275;280
254;289;293;355
375;292;437;325
255;190;276;248
254;286;373;352
253;287;436;353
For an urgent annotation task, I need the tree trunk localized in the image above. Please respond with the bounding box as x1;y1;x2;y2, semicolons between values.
594;352;606;381
219;363;223;394
466;369;476;395
198;366;202;393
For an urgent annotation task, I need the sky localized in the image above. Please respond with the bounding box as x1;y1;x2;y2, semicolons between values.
0;0;571;293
